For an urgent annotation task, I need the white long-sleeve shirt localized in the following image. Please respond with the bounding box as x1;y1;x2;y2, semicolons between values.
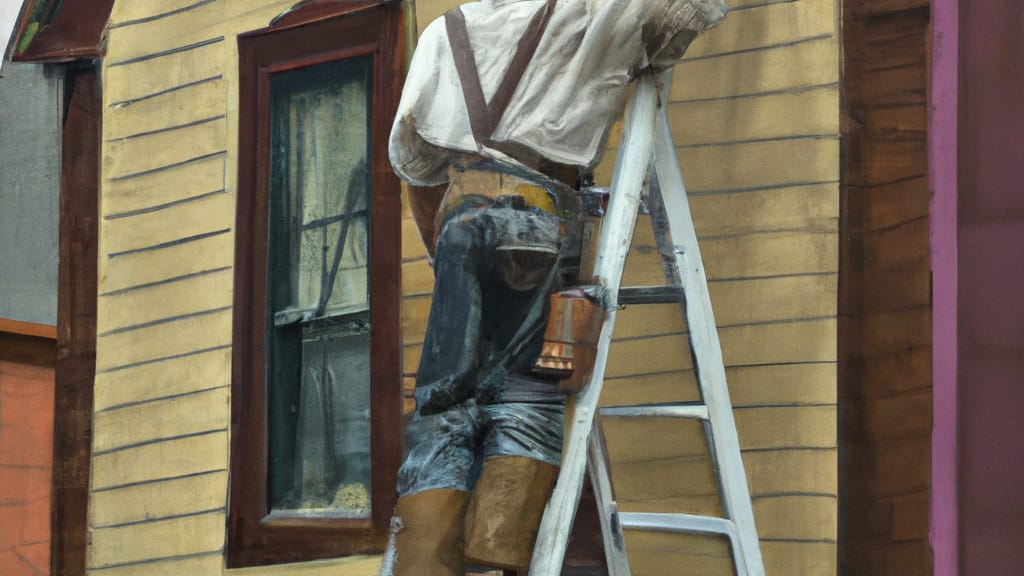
389;0;728;186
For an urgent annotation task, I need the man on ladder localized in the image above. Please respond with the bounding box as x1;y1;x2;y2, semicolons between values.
382;1;728;574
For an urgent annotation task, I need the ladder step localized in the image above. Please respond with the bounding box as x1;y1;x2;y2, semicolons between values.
618;285;685;305
600;404;709;420
619;512;738;539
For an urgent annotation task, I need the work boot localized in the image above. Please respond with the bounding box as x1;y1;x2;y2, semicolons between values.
380;488;469;576
464;455;559;571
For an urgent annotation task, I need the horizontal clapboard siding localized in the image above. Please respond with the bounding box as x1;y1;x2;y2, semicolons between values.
87;553;225;576
91;470;228;528
91;1;324;575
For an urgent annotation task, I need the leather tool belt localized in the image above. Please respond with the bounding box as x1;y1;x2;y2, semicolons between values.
533;286;606;392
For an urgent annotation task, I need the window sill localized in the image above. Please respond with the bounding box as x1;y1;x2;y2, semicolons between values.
223;554;382;575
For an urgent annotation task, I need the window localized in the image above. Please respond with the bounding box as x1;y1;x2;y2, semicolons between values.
230;2;403;567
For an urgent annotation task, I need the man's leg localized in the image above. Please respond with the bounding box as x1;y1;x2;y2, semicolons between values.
464;398;565;571
414;203;490;414
382;402;482;576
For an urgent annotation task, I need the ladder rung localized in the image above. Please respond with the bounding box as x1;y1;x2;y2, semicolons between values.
600;404;709;420
618;285;685;305
619;512;738;539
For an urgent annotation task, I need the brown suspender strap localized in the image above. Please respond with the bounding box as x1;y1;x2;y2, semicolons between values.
445;8;491;143
445;0;558;144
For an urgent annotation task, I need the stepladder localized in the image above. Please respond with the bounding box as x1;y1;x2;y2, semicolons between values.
528;70;766;576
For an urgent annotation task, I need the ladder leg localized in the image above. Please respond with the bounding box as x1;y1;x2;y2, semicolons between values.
588;422;632;576
651;103;765;576
529;74;660;576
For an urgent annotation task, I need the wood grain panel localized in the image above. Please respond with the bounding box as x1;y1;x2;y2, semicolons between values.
745;448;838;495
600;369;702;407
605;318;836;379
720;318;837;366
401;258;435;296
700;231;838;280
93;387;230;453
101;187;233;257
105;117;226;182
103;152;225;216
401;294;432;344
684;138;839;193
108;0;225;64
735;405;837;450
89;512;225;569
862;176;928;232
710;274;837;326
859;345;931;400
90;431;228;491
839;4;931;573
600;362;837;408
606;334;694;377
100;231;234;294
92;346;232;412
725;363;837;405
686;0;836;60
83;553;224;576
103;41;225;105
861;307;930;358
754;495;837;539
108;0;213;27
623;531;734;576
96;309;232;372
670;36;839;101
91;470;228;528
690;183;839;236
667;88;839;147
401;215;429;260
105;77;226;141
761;541;836;576
99;266;233;333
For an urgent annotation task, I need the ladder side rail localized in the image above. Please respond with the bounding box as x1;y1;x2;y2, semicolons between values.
588;422;632;576
652;103;765;576
529;73;661;576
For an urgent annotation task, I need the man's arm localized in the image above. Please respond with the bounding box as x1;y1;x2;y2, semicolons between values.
641;0;729;69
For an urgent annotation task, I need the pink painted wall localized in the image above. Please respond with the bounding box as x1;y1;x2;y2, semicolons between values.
957;1;1024;573
929;1;957;575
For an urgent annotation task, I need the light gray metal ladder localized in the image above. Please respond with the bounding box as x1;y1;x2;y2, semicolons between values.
529;70;765;576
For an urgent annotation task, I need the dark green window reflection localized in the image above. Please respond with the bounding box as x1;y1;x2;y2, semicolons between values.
266;56;373;518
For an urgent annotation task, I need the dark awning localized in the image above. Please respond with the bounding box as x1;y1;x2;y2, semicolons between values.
8;0;115;63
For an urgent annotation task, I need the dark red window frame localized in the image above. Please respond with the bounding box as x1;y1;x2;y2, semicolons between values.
229;2;404;567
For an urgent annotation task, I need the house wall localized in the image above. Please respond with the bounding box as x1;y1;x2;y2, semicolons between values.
88;1;381;574
839;1;933;575
0;62;61;325
0;330;55;576
88;0;841;574
958;1;1024;572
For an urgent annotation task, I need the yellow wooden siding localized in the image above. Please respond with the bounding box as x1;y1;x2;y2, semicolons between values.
91;470;229;527
89;1;395;574
90;0;839;574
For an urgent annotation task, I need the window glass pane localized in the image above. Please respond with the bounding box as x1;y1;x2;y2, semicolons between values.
266;55;372;518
